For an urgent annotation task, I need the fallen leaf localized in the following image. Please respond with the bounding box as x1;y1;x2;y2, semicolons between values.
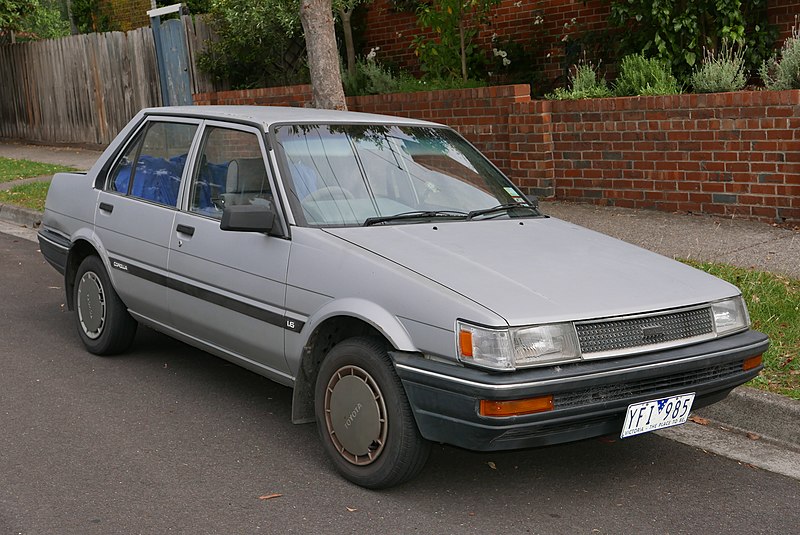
258;493;282;501
346;507;357;512
689;415;710;425
487;461;497;470
746;432;760;441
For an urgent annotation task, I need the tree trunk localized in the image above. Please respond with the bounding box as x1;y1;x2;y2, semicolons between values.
300;0;347;110
339;7;356;78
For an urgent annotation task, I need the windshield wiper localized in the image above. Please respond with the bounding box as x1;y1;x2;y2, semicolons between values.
466;202;539;220
363;210;468;226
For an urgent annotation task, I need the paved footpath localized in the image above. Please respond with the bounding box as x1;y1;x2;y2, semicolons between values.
0;140;798;480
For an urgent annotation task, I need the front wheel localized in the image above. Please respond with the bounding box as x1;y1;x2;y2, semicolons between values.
73;255;137;355
315;337;430;489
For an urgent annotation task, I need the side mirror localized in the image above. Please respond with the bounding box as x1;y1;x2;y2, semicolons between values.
220;204;275;233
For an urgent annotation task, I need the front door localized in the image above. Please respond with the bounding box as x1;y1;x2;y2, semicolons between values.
167;122;292;379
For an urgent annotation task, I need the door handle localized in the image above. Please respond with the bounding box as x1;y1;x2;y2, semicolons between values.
99;202;114;213
176;224;195;236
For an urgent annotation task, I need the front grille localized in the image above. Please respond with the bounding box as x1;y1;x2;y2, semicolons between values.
554;361;742;409
576;306;714;355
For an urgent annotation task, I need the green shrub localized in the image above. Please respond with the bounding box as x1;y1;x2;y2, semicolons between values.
691;42;747;93
196;0;307;89
760;24;800;90
545;63;612;100
609;0;776;84
342;55;400;96
614;54;679;96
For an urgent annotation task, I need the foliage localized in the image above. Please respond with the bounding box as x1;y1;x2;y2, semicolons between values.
609;0;776;83
342;50;485;96
157;0;212;13
342;52;400;96
17;0;68;40
0;157;75;183
614;53;679;96
412;0;499;81
488;34;545;95
545;62;612;100
690;41;747;93
0;181;51;211
197;0;307;89
0;0;35;31
685;261;800;399
71;0;115;33
760;24;800;90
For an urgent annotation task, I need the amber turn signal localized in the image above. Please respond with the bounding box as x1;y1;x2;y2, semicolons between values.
742;354;763;371
459;329;473;357
480;395;554;417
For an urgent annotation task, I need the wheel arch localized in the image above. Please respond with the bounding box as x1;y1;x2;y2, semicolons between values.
290;303;415;424
65;238;102;310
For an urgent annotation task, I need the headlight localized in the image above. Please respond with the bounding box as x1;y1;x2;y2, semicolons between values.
457;321;580;371
711;296;750;336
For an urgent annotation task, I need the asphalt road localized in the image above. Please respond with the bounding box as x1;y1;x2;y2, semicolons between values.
2;231;798;535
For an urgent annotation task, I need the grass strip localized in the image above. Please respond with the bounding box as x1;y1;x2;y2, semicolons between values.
686;261;800;399
0;157;75;183
0;181;51;211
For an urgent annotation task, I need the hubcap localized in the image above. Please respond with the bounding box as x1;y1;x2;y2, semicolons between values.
324;365;387;466
77;271;106;340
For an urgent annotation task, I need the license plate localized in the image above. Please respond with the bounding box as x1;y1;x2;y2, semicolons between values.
620;393;695;438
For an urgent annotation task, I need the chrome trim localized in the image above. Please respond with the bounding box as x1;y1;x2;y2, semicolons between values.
394;340;765;392
37;232;69;251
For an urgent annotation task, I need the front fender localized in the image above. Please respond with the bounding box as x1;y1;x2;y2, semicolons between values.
299;297;416;353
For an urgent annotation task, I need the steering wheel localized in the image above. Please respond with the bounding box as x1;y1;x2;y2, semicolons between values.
303;186;355;203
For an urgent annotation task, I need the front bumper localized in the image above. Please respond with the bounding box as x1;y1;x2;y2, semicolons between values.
392;329;768;451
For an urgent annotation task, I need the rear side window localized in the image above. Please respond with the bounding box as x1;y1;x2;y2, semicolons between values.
107;121;198;208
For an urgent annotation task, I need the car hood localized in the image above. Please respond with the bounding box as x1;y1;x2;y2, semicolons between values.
322;217;739;326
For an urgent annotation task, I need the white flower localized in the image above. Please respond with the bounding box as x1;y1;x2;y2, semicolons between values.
513;1;522;7
502;58;511;66
534;15;543;25
366;47;379;61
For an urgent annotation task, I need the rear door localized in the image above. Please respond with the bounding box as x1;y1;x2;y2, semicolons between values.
167;121;293;379
95;117;200;323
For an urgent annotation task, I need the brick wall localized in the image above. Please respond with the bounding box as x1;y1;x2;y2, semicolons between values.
193;86;800;225
364;0;799;89
768;1;800;41
511;91;800;224
98;0;152;31
363;0;608;88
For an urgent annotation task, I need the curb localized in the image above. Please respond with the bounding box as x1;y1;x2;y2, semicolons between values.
0;203;41;228
697;386;800;452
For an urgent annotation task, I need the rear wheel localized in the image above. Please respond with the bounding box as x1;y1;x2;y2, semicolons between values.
74;255;137;355
315;337;430;489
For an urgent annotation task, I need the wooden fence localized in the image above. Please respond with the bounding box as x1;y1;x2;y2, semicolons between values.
0;15;224;147
0;28;160;146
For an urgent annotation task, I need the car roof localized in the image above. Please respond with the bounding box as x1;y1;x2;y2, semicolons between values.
141;105;442;129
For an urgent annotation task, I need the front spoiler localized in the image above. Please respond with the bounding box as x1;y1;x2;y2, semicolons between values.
392;330;769;451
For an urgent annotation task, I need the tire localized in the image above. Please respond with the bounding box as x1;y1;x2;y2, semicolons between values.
315;337;431;489
73;255;137;355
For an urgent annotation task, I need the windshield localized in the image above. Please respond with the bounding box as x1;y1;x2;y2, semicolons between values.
273;123;538;227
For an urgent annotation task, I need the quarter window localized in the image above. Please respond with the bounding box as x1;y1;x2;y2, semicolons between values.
107;121;197;208
189;126;271;219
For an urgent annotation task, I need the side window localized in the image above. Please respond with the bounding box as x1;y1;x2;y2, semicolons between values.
189;126;271;219
107;121;197;208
